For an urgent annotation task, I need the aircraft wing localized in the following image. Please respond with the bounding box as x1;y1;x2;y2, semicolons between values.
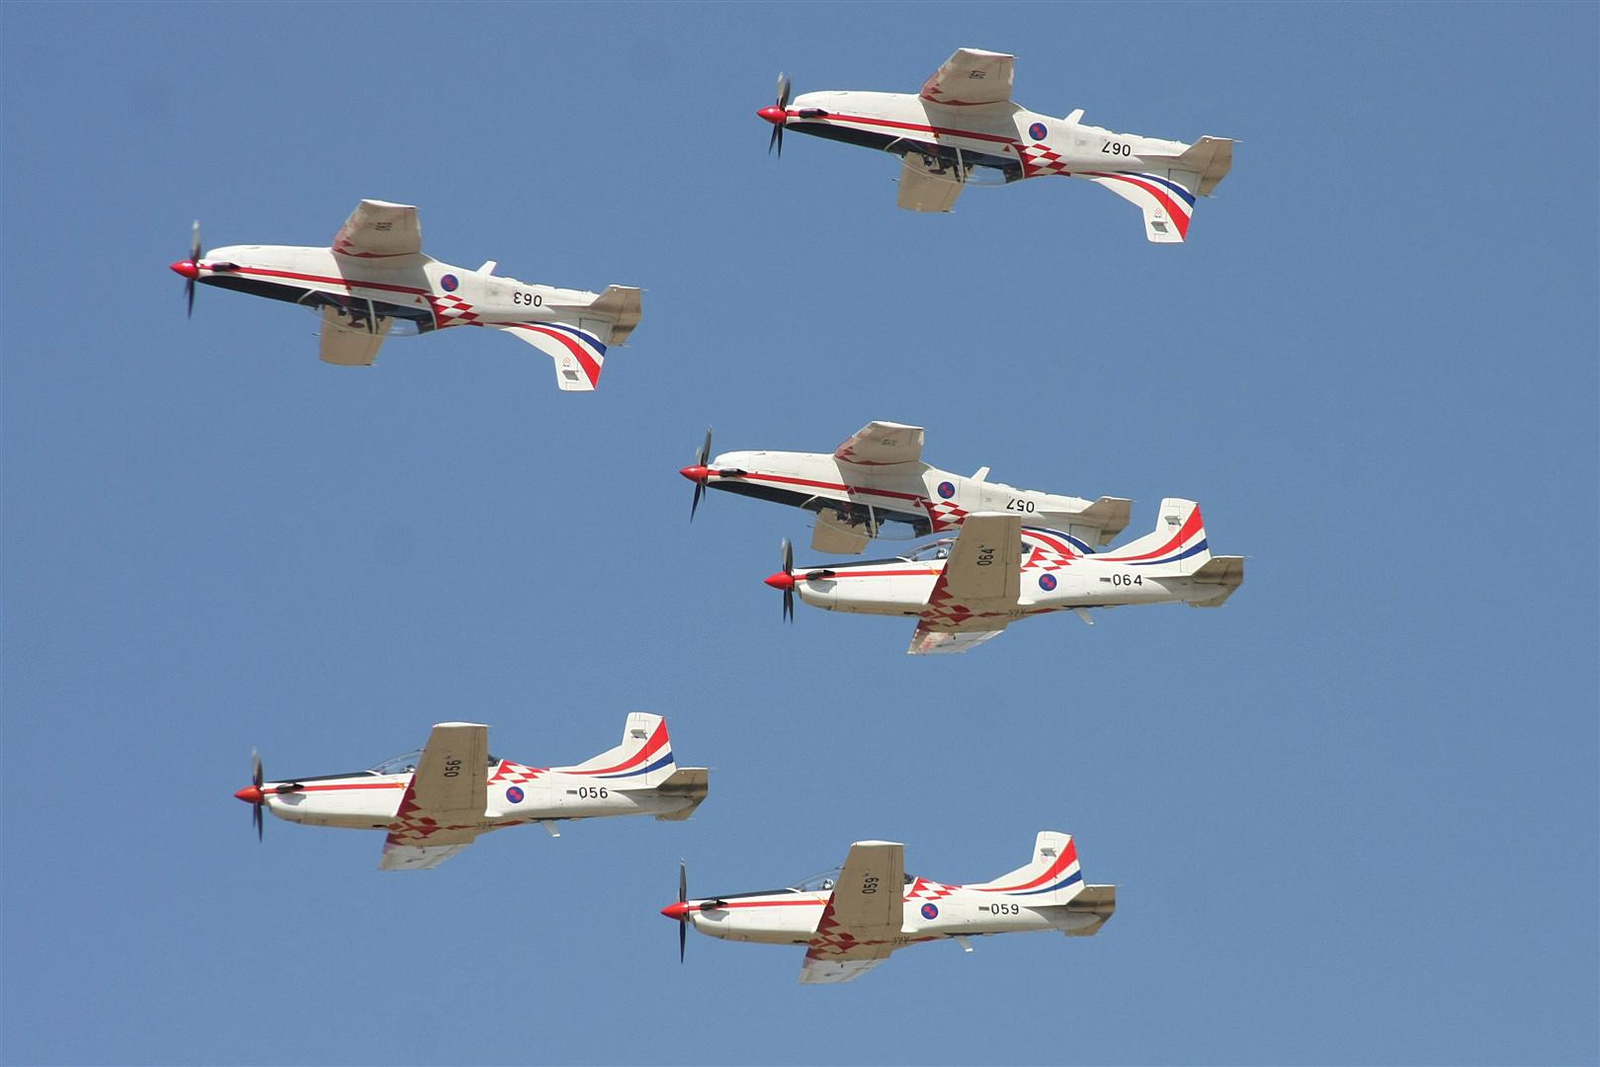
798;841;906;985
908;512;1022;655
834;421;924;466
332;199;423;259
936;512;1021;601
378;722;490;871
897;155;965;213
907;624;1009;655
919;48;1015;107
319;306;391;366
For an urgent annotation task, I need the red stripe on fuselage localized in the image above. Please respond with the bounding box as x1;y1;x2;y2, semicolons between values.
722;471;929;505
793;110;1019;147
214;264;432;298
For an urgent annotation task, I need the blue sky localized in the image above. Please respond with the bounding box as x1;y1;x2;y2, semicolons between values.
2;3;1595;1064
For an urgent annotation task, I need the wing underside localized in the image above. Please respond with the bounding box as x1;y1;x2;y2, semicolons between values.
319;306;390;366
834;421;925;466
897;155;966;213
920;48;1015;107
332;199;423;259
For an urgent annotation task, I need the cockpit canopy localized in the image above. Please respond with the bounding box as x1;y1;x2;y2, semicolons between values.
904;539;955;562
368;749;500;776
789;867;915;892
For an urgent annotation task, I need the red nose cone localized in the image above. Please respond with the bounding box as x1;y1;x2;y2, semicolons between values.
661;901;691;920
764;572;796;591
679;465;710;483
757;106;788;126
170;260;200;280
234;786;264;804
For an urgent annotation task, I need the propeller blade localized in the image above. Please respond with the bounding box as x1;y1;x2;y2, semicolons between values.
190;219;202;262
253;802;263;842
252;749;263;790
186;279;195;318
768;125;779;156
782;538;795;622
776;125;784;158
678;860;688;963
776;72;792;110
688;427;713;521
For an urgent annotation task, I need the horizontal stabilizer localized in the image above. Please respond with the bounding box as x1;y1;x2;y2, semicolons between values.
1076;496;1133;545
1061;884;1117;936
652;766;709;821
1188;554;1244;607
584;285;644;347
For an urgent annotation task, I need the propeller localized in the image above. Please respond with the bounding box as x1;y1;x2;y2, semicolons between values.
170;220;202;317
682;427;713;520
759;72;793;156
677;860;688;962
233;748;266;841
761;538;797;622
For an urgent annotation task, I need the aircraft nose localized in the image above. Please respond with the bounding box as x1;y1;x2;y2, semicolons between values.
679;465;710;483
661;901;691;920
233;785;263;804
169;260;200;280
764;571;796;591
756;106;787;126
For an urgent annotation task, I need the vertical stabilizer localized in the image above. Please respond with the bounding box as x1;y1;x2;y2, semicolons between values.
969;831;1085;906
556;712;676;789
1097;498;1211;576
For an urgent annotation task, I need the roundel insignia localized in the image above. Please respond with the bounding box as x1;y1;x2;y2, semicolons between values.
921;903;939;920
440;274;459;292
1039;573;1058;591
505;786;525;804
937;481;956;500
1028;122;1047;141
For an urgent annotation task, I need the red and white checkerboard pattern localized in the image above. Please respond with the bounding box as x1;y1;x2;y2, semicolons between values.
489;760;544;786
1018;143;1073;179
429;294;481;329
1024;546;1077;573
921;500;970;532
904;877;960;903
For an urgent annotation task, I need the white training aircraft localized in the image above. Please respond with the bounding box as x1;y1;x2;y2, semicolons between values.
234;714;707;870
763;499;1244;653
757;49;1233;241
680;423;1131;555
663;831;1115;984
170;200;642;388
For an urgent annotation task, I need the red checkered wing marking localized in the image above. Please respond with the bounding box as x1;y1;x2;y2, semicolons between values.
799;841;905;984
834;421;924;467
909;513;1021;654
920;48;1015;107
332;199;423;259
377;723;489;870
